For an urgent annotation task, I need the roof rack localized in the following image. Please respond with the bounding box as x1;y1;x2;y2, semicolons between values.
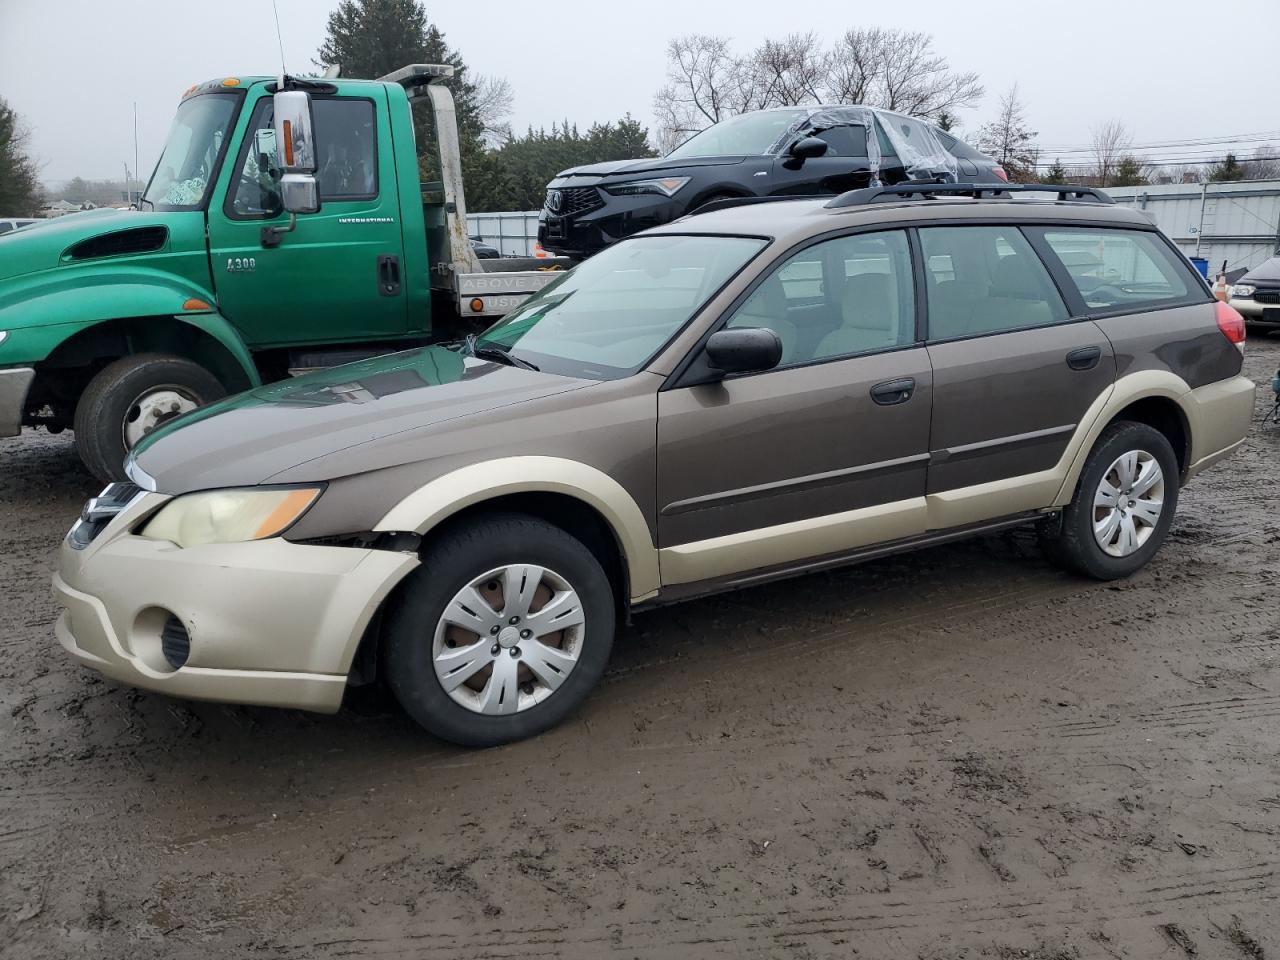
825;182;1114;209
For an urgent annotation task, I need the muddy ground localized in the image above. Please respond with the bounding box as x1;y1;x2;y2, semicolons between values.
2;338;1279;960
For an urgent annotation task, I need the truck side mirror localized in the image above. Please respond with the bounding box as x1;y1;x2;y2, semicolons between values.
272;90;320;215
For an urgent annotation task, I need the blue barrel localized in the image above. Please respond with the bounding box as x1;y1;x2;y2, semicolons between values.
1189;256;1209;278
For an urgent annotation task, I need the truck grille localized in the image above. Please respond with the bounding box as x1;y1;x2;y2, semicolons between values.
546;186;603;218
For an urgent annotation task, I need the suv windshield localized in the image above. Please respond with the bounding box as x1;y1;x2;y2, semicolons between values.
477;234;767;379
143;93;239;210
666;109;809;159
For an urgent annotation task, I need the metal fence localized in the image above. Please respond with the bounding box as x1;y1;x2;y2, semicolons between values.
1102;180;1280;277
466;210;541;257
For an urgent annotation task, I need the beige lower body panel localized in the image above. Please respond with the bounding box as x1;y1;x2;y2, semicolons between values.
660;497;928;586
53;535;419;713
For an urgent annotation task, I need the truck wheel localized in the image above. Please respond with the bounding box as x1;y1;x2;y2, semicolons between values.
73;353;226;482
384;513;615;747
1039;421;1179;581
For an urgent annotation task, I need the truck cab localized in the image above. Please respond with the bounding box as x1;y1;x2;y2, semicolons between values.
0;65;567;481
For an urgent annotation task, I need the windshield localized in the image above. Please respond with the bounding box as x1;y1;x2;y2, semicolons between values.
143;93;239;210
477;235;768;379
666;109;809;159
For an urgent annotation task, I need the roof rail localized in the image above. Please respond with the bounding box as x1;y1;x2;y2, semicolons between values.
692;194;828;216
825;182;1115;209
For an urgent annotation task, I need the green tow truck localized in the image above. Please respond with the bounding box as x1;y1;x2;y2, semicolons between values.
0;64;569;480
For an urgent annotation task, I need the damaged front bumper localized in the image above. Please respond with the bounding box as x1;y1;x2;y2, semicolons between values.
52;488;418;713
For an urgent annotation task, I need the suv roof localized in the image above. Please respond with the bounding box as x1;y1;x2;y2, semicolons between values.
659;185;1154;247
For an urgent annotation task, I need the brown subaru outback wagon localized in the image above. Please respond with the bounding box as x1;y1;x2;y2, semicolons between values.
54;183;1255;746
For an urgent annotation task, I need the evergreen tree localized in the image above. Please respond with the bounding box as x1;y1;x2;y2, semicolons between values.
1207;153;1246;182
1111;155;1147;187
0;98;43;217
1042;159;1069;183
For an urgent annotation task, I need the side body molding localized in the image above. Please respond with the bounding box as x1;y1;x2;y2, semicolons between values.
374;456;661;602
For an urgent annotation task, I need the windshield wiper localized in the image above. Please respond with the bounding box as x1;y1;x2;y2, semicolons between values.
464;334;539;371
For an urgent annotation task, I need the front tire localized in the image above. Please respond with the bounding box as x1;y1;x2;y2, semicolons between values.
1040;421;1179;580
384;514;615;747
73;353;225;482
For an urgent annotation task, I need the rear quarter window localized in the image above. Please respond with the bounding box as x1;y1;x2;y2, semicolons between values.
1034;227;1203;312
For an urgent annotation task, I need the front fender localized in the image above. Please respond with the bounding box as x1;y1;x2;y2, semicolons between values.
0;269;258;385
373;456;661;602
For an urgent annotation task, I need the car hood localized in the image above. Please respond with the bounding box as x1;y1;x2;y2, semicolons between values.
1242;258;1280;284
553;154;748;180
131;346;589;493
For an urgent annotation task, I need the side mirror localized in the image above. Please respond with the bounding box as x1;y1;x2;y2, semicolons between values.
272;90;320;215
705;327;783;376
789;136;829;160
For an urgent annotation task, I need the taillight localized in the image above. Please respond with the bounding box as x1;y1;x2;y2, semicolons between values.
1215;300;1246;345
993;166;1009;183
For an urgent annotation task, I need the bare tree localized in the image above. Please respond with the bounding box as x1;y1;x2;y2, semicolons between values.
652;34;741;152
1089;120;1132;186
471;74;514;145
874;29;983;119
1242;144;1280;180
653;29;983;152
749;32;826;107
975;84;1039;182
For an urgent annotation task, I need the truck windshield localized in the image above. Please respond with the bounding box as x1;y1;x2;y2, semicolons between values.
143;93;239;210
476;234;767;380
666;108;809;159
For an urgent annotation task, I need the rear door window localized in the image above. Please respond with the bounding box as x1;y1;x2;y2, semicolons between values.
1034;228;1196;311
920;226;1069;340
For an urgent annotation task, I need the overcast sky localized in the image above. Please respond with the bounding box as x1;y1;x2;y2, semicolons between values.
1;0;1276;185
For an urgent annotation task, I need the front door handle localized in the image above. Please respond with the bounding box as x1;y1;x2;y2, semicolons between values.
1066;346;1102;371
870;377;915;406
377;255;401;297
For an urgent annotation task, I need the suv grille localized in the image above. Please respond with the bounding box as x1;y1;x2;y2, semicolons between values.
1253;289;1279;305
546;186;604;218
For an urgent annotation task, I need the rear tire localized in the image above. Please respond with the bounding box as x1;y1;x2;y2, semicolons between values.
1040;421;1179;580
384;513;615;747
73;353;225;483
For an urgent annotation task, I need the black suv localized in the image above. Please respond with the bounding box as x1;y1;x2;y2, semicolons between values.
538;106;1004;259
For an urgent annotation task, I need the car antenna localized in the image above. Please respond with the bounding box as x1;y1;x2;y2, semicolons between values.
272;0;288;75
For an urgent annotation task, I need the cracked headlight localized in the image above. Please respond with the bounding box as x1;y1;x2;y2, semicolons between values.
140;486;322;548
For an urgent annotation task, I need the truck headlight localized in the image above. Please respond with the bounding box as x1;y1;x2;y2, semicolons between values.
140;486;322;548
1231;284;1255;298
602;177;692;198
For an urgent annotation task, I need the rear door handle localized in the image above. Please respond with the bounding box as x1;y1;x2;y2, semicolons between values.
870;377;915;406
1066;346;1102;371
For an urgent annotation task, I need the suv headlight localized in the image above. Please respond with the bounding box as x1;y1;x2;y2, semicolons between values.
1231;283;1255;298
140;486;322;548
602;176;692;198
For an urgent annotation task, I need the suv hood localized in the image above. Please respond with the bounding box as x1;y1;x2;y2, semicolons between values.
554;155;747;181
131;346;588;493
1241;257;1280;284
